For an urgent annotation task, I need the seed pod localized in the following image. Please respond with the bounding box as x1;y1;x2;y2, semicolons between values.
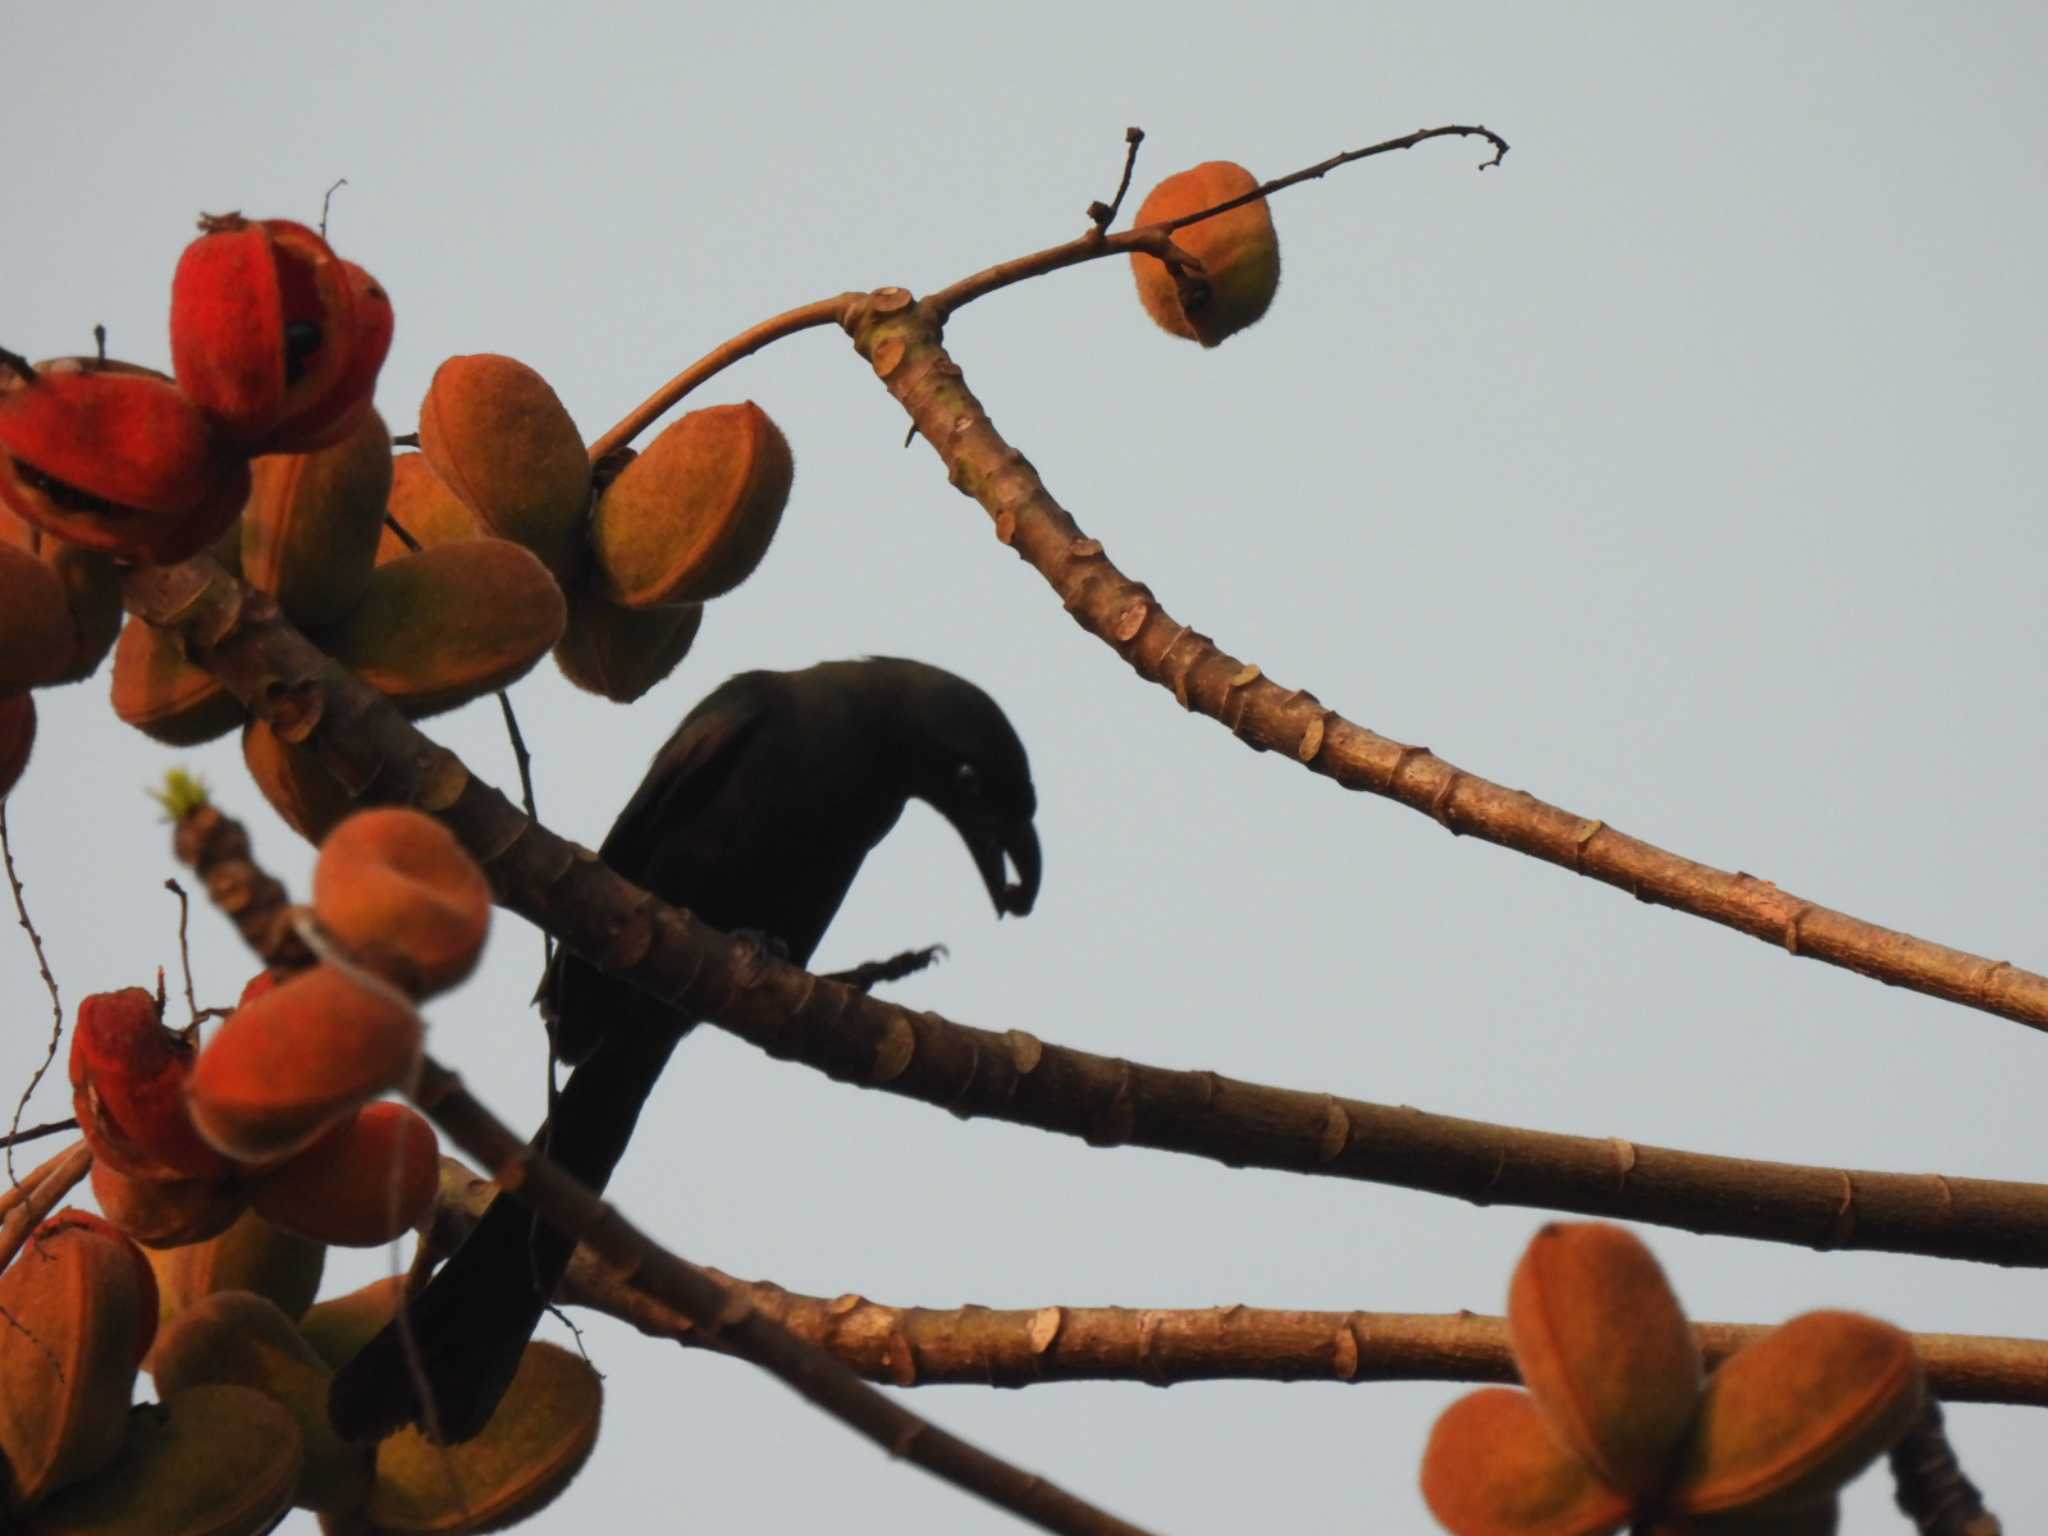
252;1102;440;1247
376;453;481;565
242;718;357;844
91;1160;248;1251
1671;1311;1923;1518
589;402;792;608
297;1276;406;1371
418;354;589;584
242;407;393;628
0;539;79;687
186;963;423;1165
278;260;397;455
0;509;123;687
553;588;703;703
18;1384;302;1536
1507;1222;1700;1499
0;358;250;562
152;1291;373;1513
1421;1388;1632;1536
313;808;493;997
0;1211;159;1507
147;1208;327;1341
366;1341;603;1532
170;214;367;455
109;616;245;746
1129;161;1281;347
69;988;230;1182
0;690;34;800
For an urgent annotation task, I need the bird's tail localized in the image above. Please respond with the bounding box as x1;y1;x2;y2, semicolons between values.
329;980;684;1444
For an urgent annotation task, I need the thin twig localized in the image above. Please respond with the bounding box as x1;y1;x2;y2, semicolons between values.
1084;127;1146;234
0;1118;78;1153
584;296;852;463
2;802;63;1187
383;513;423;553
0;1142;91;1273
927;124;1508;319
115;560;2048;1268
163;878;202;1032
320;177;348;240
1891;1399;2002;1535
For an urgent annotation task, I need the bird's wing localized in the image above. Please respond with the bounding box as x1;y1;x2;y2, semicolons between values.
594;674;778;878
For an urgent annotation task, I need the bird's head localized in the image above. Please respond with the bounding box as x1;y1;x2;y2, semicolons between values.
879;659;1041;918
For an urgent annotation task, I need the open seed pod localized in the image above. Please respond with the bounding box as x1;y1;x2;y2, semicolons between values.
0;1211;159;1508
243;718;358;843
152;1290;373;1512
1;507;122;686
0;539;80;687
170;214;369;455
109;616;246;746
314;538;566;718
313;808;493;997
91;1160;248;1251
553;588;703;702
0;689;35;799
376;453;481;564
1507;1222;1700;1499
252;1102;440;1247
0;358;250;561
1421;1387;1632;1536
589;401;792;608
365;1340;603;1533
19;1384;302;1536
70;987;230;1182
242;406;394;627
418;353;589;584
1671;1311;1923;1519
297;1276;406;1372
1129;160;1280;347
280;260;397;455
148;1208;327;1343
186;963;423;1165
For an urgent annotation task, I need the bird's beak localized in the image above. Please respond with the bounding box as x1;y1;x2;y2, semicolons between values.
959;815;1040;918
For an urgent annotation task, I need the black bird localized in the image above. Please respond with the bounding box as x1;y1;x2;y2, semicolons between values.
329;658;1041;1443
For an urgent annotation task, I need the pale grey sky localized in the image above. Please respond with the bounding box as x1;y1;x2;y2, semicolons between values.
6;4;2047;1531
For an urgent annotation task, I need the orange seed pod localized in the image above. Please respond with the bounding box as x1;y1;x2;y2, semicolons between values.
312;807;493;997
1129;160;1281;347
553;588;704;703
376;452;482;564
69;987;231;1181
1420;1387;1632;1536
109;615;246;746
251;1101;440;1247
241;406;394;627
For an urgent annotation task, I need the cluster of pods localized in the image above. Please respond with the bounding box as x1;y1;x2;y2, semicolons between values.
1;210;796;820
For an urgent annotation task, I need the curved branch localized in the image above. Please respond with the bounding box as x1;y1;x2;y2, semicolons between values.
840;291;2048;1041
121;562;2048;1268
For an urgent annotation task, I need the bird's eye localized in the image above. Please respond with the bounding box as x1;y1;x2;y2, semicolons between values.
954;762;982;796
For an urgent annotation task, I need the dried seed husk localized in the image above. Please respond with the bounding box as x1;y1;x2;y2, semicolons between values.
91;1160;248;1251
242;407;393;628
186;963;423;1165
0;1211;159;1507
243;718;357;844
376;453;481;564
1420;1387;1631;1536
148;1208;327;1343
1508;1222;1700;1498
366;1341;602;1533
0;689;34;799
171;215;361;454
313;808;493;997
589;401;792;607
20;1384;302;1536
69;988;230;1181
109;616;246;745
1129;160;1280;347
1671;1311;1923;1519
0;360;250;562
418;354;589;584
552;588;703;702
314;538;566;718
0;539;78;686
251;1102;440;1247
297;1276;405;1371
151;1291;373;1512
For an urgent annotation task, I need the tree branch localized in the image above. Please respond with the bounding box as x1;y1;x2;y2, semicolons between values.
839;290;2048;1043
121;561;2048;1269
1890;1399;2002;1535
